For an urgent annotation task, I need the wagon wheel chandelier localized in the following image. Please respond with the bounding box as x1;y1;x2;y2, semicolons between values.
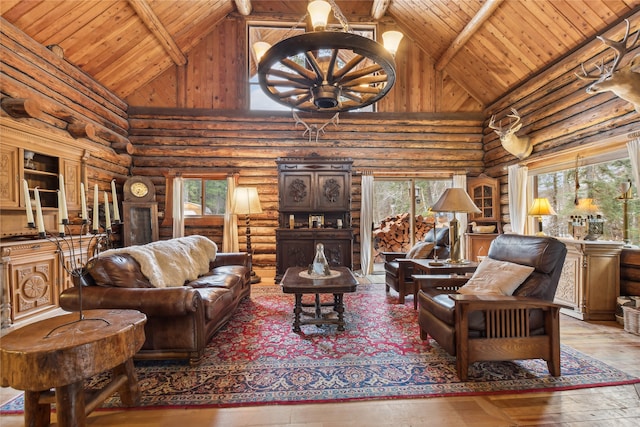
254;0;403;113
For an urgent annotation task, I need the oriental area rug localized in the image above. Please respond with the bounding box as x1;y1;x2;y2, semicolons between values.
2;281;639;412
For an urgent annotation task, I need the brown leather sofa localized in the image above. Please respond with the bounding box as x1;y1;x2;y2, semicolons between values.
60;248;250;365
381;226;450;305
416;234;567;380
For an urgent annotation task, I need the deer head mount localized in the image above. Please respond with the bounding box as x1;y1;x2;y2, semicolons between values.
576;19;640;113
292;112;339;142
488;108;532;160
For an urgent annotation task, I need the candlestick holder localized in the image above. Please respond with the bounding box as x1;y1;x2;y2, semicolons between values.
28;219;114;336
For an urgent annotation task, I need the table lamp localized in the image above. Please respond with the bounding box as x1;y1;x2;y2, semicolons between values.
431;188;481;264
528;198;556;236
233;187;262;283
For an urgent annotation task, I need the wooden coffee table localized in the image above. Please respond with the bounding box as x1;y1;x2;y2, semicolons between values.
281;266;358;332
0;309;146;427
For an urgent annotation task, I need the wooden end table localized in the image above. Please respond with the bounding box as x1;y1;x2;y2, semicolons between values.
408;259;478;309
281;266;358;332
0;309;146;427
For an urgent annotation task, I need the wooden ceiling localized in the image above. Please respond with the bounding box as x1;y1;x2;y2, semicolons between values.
1;0;639;107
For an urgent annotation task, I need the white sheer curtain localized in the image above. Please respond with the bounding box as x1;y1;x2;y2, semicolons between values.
223;175;239;252
452;174;468;258
627;139;640;196
508;164;529;234
172;176;184;238
360;172;374;276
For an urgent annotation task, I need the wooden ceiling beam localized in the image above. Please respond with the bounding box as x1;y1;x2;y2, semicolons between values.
435;0;503;72
127;0;187;66
371;0;391;20
234;0;252;16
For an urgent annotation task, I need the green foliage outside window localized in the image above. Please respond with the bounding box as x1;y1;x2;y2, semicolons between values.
183;178;227;216
536;159;639;243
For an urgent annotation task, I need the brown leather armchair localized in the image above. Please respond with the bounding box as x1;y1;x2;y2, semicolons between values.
415;234;567;380
382;227;449;306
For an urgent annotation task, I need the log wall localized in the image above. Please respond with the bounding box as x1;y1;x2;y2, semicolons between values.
481;12;640;227
127;108;484;269
0;17;131;210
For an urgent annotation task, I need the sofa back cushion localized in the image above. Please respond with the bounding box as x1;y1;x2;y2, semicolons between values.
87;254;154;288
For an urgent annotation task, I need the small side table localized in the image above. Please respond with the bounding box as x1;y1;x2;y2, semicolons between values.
0;309;146;427
409;260;478;309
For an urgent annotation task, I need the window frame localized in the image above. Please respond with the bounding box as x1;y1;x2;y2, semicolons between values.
163;171;232;227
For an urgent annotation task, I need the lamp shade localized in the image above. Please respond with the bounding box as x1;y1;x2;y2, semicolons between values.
232;187;262;215
575;198;599;213
528;198;556;216
382;30;403;55
252;41;271;63
431;188;481;214
308;0;332;30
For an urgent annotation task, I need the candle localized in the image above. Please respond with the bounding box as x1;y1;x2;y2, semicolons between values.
59;174;68;223
34;187;45;234
111;179;120;223
23;179;34;226
80;182;88;222
93;184;99;232
57;190;65;235
104;191;111;231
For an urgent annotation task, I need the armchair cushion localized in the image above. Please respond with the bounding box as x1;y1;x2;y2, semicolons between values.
406;241;435;259
457;257;534;296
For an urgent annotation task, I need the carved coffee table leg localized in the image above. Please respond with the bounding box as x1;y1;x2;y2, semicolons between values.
293;293;302;332
334;293;345;331
24;390;51;427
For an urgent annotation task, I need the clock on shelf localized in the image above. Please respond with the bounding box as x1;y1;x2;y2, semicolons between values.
123;176;158;246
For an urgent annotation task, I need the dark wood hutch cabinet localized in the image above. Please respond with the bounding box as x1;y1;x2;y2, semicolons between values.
275;157;353;282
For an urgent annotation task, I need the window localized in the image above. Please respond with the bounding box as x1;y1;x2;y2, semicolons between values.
373;178;452;255
248;24;376;112
183;178;227;217
533;157;639;244
163;172;230;227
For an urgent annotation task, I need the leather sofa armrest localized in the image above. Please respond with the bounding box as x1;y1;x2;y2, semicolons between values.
211;252;250;268
60;286;202;317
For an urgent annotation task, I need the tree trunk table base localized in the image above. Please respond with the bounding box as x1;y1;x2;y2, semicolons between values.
0;309;146;427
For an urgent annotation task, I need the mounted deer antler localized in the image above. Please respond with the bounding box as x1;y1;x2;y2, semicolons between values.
292;112;339;142
576;19;640;113
488;108;532;160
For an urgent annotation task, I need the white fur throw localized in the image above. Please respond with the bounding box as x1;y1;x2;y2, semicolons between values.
100;235;217;288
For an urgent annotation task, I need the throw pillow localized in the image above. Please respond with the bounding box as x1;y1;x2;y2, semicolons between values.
457;257;535;296
406;241;435;259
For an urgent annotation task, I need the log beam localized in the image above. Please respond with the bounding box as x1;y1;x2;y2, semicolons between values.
371;0;391;20
127;0;187;66
233;0;252;16
67;122;96;140
435;0;504;72
1;97;41;119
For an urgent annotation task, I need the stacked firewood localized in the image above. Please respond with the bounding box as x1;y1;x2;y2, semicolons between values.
373;213;436;260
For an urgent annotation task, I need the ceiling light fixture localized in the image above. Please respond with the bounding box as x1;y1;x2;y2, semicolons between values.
254;0;403;112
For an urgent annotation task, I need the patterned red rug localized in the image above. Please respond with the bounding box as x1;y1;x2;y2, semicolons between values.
2;282;639;412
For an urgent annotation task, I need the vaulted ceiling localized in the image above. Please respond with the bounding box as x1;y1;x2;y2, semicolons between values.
2;0;638;107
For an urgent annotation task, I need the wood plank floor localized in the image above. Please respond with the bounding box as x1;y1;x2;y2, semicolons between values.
2;269;640;426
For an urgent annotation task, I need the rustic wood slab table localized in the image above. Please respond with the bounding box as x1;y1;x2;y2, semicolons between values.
0;309;146;427
281;266;358;332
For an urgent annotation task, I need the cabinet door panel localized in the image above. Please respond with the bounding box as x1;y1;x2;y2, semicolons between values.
61;158;82;210
316;173;349;211
0;145;19;207
8;252;59;322
278;239;315;271
281;173;313;211
321;240;352;268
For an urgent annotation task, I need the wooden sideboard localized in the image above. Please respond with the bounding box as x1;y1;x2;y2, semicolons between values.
555;238;624;320
275;157;353;282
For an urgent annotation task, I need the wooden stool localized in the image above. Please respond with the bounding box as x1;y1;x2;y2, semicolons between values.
1;309;146;427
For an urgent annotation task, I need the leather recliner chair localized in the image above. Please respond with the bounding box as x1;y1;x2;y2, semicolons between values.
381;226;450;308
415;234;567;380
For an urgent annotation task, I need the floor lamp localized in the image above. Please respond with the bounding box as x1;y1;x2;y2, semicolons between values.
618;180;634;247
528;198;556;236
431;188;481;264
233;187;262;284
